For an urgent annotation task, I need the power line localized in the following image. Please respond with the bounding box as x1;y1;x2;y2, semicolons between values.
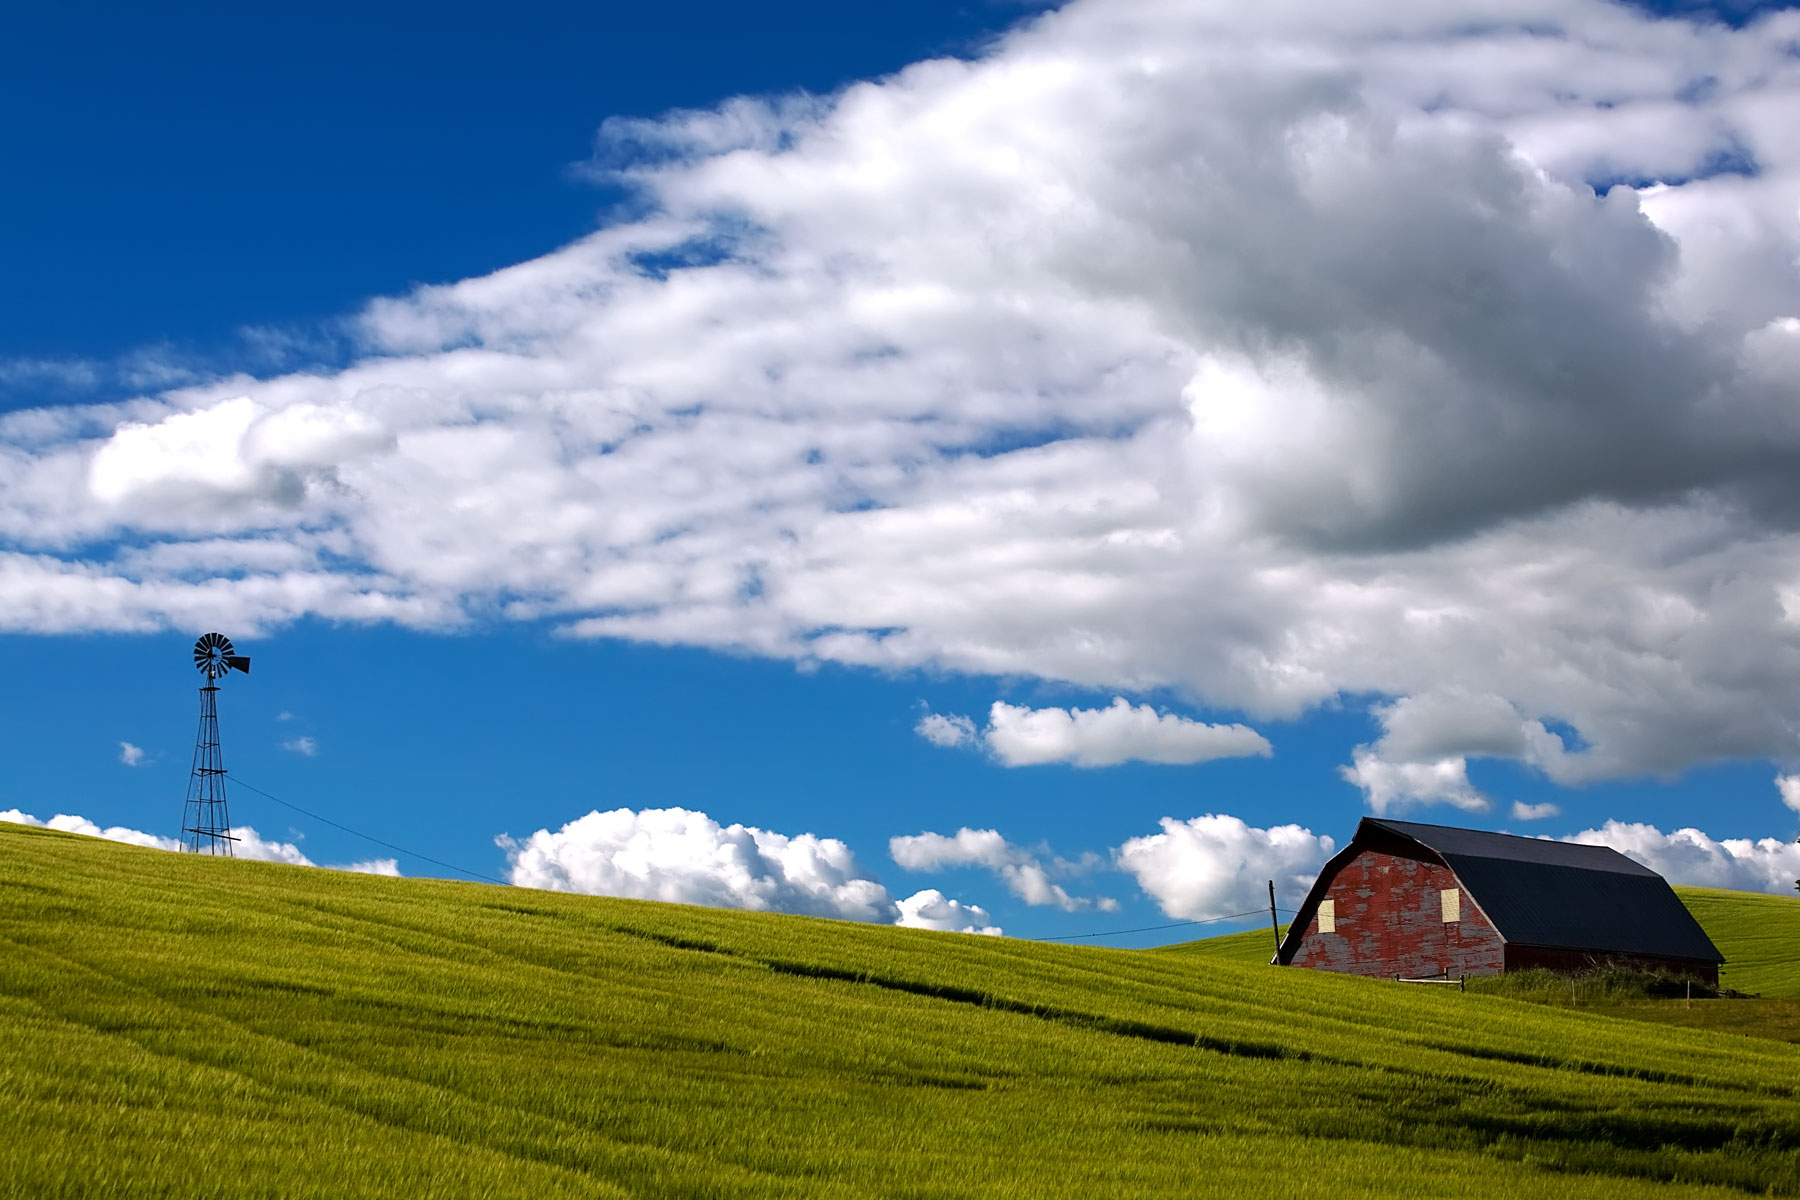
232;776;512;887
1033;907;1298;943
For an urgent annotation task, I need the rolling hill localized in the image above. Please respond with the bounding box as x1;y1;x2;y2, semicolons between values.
1165;921;1289;965
4;821;1799;1198
1677;887;1800;1000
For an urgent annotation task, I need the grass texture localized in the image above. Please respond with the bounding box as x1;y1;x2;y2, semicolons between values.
1166;922;1289;965
1680;887;1800;1000
5;823;1800;1198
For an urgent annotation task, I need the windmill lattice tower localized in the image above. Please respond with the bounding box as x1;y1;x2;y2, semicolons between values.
183;633;251;855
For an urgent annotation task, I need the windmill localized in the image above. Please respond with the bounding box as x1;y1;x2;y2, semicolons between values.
182;633;251;855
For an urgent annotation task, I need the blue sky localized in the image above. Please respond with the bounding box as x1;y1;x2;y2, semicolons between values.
5;0;1800;942
0;2;1040;372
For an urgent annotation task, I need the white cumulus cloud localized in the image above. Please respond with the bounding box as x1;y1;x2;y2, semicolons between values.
915;700;1266;768
0;809;401;876
982;699;1271;768
281;736;318;757
229;826;314;866
889;826;1117;911
234;830;402;876
118;741;145;767
501;806;970;925
1115;813;1335;921
1337;690;1596;814
1778;774;1800;817
894;888;1002;935
1340;749;1489;815
1564;821;1800;895
1;809;183;852
337;857;402;876
915;711;976;748
1510;801;1561;822
87;395;392;515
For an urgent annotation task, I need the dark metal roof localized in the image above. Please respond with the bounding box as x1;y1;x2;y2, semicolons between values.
1367;819;1660;875
1277;817;1723;965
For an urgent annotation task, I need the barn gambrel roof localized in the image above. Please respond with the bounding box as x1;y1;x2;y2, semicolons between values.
1276;817;1723;965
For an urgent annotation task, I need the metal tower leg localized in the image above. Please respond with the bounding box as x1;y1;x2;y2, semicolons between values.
182;683;237;855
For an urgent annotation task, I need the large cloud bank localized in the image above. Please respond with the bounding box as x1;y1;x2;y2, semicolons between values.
6;0;1800;796
500;806;998;932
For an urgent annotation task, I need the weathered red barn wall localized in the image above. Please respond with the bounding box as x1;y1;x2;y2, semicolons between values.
1290;838;1504;978
1505;945;1718;985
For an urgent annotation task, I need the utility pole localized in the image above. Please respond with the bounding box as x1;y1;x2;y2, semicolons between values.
1267;879;1282;963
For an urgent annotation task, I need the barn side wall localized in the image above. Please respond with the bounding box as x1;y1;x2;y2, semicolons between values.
1289;844;1504;979
1504;945;1719;985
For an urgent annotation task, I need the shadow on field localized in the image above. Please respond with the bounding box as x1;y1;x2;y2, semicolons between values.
761;958;1296;1061
597;919;1800;1197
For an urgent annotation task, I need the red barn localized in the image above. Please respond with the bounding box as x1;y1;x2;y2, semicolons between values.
1276;818;1723;983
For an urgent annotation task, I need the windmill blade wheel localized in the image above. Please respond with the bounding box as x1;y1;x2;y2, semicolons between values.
193;632;237;679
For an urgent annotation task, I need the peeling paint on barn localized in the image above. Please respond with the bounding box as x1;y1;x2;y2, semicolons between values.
1277;819;1724;983
1288;833;1504;979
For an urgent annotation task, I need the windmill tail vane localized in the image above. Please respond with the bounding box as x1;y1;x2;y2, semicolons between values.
183;633;250;855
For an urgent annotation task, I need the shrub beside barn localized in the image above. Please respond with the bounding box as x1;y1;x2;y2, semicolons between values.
1277;818;1724;983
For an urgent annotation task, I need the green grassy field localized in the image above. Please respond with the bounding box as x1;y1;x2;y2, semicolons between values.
6;822;1800;1198
1164;922;1288;965
1681;887;1800;1000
